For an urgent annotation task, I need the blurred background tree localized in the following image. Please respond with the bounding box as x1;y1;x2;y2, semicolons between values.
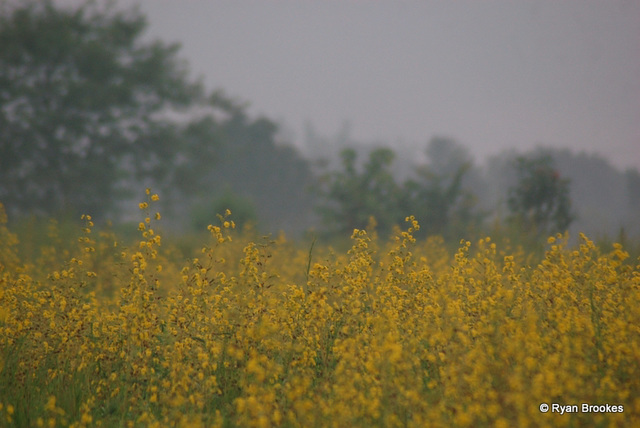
316;139;485;240
195;106;316;235
400;137;484;240
190;185;258;232
507;154;575;237
0;0;316;234
316;147;399;236
0;0;218;220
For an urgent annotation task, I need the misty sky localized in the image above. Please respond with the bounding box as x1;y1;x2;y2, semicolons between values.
70;1;640;170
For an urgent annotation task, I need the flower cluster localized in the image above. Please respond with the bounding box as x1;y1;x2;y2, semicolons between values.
0;196;639;427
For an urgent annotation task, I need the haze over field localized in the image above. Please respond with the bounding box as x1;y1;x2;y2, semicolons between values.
4;0;638;240
95;0;639;170
3;4;640;425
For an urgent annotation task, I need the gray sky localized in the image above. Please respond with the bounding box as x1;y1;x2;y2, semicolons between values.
99;1;640;169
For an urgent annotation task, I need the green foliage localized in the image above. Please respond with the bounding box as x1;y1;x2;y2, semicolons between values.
195;107;317;235
317;147;400;236
507;154;575;237
402;137;484;239
317;139;484;239
191;187;258;232
0;0;215;220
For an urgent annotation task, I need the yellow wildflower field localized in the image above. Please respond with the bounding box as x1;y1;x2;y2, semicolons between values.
0;193;638;427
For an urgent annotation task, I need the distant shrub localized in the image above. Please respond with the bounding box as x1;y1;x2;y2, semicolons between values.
191;187;259;232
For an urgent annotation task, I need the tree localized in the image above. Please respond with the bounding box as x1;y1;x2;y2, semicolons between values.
399;137;483;239
316;139;486;239
190;185;258;232
197;107;317;235
317;147;400;236
507;154;575;236
0;0;207;219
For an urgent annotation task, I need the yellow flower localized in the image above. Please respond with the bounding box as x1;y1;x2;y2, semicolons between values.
44;396;56;412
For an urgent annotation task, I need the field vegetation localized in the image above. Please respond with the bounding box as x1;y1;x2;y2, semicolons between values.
1;192;638;427
2;2;639;426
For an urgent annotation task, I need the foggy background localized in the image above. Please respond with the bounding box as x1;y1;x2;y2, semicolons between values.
4;0;639;242
116;0;639;239
111;0;640;171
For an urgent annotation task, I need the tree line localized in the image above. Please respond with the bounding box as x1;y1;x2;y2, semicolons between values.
0;0;315;230
2;0;638;243
315;138;575;241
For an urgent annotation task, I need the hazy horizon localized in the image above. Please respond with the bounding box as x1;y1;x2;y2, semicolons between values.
57;0;639;171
